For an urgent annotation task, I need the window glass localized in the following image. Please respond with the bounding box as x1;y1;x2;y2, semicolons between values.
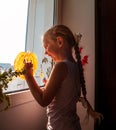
1;0;54;93
26;0;54;88
0;0;28;64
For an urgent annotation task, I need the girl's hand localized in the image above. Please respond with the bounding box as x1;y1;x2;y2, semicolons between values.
24;61;33;76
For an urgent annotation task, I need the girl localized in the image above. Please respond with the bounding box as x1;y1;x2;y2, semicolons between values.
24;25;103;130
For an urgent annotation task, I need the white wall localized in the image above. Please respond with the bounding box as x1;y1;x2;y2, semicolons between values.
61;0;95;130
0;91;47;130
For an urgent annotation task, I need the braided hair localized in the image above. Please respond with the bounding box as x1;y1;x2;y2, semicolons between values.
44;24;103;123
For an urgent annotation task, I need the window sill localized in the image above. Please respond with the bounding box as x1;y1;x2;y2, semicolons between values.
1;90;35;111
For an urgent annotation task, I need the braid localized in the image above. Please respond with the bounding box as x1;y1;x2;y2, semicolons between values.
74;42;87;98
74;33;103;124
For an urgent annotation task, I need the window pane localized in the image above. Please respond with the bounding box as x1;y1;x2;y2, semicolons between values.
0;0;28;65
26;0;54;87
0;0;29;93
1;0;54;93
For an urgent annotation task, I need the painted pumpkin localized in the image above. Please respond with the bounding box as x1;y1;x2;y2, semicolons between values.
14;51;38;79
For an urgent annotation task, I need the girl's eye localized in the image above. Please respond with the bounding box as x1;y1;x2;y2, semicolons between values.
44;46;48;54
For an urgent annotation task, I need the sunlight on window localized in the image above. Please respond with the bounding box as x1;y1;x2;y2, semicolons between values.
0;0;28;93
0;0;28;65
0;0;54;93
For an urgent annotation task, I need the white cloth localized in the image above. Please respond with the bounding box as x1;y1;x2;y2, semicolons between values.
46;61;81;130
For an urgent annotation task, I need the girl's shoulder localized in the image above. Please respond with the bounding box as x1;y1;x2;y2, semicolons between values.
54;61;68;71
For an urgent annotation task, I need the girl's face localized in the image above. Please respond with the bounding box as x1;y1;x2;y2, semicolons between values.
43;35;59;62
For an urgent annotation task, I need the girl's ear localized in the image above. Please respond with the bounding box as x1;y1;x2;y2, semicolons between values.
56;36;63;47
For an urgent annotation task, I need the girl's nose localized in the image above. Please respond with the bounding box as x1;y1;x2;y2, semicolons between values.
45;51;48;55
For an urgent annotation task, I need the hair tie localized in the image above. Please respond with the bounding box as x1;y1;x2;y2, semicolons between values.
75;32;82;43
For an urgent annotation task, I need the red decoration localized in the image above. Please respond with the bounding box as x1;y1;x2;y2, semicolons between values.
79;47;88;66
79;47;83;53
43;77;47;84
82;55;88;65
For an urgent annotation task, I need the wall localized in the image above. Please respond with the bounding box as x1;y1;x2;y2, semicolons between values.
0;0;95;130
61;0;95;130
0;91;47;130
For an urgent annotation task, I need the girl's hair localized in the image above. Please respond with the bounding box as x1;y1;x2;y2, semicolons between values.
45;24;103;123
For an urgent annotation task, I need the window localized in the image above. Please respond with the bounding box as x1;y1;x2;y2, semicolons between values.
1;0;54;93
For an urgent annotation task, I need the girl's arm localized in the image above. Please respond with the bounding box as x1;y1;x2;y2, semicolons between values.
24;62;68;107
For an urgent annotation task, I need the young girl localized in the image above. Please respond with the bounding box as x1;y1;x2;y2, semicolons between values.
24;25;103;130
